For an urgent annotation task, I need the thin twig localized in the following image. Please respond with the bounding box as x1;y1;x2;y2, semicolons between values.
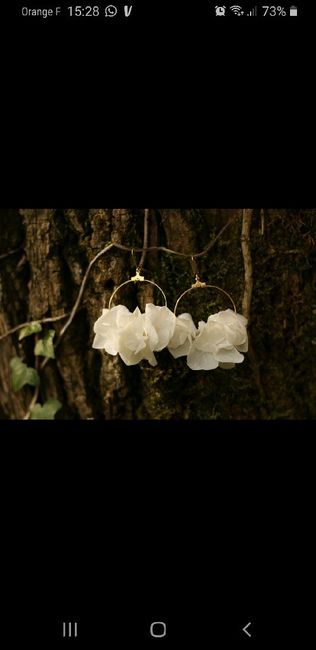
241;209;253;322
0;247;22;261
54;242;114;349
110;215;238;259
23;384;39;420
0;313;69;342
194;215;238;258
139;208;149;270
36;243;115;376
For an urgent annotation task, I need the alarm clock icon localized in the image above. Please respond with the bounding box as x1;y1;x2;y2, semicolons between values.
215;6;226;16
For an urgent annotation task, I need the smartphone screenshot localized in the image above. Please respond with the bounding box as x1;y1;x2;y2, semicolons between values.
1;1;314;647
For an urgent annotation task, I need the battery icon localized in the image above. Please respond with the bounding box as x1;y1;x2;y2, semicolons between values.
289;5;298;16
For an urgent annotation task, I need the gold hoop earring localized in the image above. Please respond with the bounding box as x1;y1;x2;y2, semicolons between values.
108;268;167;309
92;269;175;367
168;276;247;371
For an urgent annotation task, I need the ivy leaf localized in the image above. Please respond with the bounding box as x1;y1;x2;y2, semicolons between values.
34;329;55;359
19;322;42;340
30;399;62;420
10;357;40;392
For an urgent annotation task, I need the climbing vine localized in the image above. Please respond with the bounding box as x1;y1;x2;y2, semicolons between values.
10;323;61;419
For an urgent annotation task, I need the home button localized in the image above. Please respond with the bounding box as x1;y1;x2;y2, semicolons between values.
150;621;167;638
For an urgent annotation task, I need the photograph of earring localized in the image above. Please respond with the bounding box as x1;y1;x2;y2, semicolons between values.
92;268;176;366
168;277;248;371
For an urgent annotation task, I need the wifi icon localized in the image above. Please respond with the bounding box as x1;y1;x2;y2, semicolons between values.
230;5;244;14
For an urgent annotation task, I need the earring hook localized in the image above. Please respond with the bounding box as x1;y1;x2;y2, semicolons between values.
190;256;200;282
108;273;167;309
131;248;139;271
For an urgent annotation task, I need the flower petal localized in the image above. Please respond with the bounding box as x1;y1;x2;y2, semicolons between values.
119;340;157;366
168;338;192;358
187;344;218;370
116;305;138;328
145;304;176;350
169;313;196;346
92;332;108;350
92;309;123;354
119;313;146;352
208;309;248;347
93;305;132;354
236;339;248;353
194;321;226;352
214;346;244;363
93;305;130;332
168;313;196;357
177;312;197;336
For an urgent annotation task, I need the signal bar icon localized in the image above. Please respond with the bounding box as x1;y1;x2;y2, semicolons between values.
247;6;257;15
62;621;78;638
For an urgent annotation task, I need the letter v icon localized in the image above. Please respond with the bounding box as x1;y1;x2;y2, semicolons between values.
124;5;133;16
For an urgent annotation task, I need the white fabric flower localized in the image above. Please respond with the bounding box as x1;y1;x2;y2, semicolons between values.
168;308;248;371
207;309;248;352
168;313;197;358
92;303;176;366
144;303;177;351
116;308;158;366
92;305;131;354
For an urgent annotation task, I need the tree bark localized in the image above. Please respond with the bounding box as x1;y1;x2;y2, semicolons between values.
0;209;315;419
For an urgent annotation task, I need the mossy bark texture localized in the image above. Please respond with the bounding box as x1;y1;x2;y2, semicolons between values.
0;209;315;419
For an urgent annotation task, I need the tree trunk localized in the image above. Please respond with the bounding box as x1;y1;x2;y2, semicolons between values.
0;209;315;419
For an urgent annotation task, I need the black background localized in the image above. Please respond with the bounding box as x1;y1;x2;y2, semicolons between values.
1;0;314;205
1;0;315;646
2;421;315;645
